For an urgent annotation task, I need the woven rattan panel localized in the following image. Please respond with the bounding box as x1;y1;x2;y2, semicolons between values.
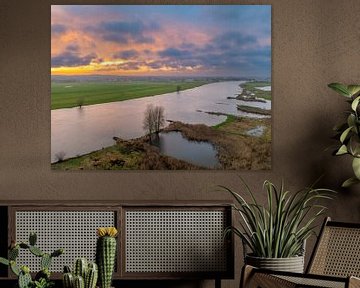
277;275;345;288
125;210;227;273
15;211;115;272
310;226;360;277
249;273;297;288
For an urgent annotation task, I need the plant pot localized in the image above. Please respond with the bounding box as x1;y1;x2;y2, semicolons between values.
245;254;304;273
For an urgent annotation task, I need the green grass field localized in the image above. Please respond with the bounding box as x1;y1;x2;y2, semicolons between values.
51;81;210;110
240;81;271;100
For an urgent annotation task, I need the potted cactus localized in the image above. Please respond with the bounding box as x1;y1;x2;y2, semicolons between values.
0;232;63;288
63;258;98;288
96;227;118;288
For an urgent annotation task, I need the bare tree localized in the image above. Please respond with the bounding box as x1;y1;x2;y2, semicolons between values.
143;104;155;136
153;106;165;134
143;104;165;138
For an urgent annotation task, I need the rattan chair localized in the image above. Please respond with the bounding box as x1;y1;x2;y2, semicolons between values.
241;217;360;288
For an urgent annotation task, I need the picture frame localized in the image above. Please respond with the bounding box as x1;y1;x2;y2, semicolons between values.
51;4;271;170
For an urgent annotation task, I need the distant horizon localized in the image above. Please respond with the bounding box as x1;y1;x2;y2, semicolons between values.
51;74;270;79
51;5;271;78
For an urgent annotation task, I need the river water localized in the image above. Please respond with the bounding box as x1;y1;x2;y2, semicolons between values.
51;81;271;163
157;132;220;168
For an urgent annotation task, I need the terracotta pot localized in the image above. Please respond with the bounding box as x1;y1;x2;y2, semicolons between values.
245;254;305;273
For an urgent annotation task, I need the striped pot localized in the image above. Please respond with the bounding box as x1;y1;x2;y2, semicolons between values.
245;254;305;273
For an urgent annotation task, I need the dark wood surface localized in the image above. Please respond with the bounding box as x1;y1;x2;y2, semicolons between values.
0;279;205;288
0;200;233;206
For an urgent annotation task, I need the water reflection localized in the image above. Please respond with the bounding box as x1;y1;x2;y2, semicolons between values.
158;132;219;168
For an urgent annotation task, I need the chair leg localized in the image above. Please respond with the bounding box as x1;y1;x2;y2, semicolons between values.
240;265;255;288
215;278;221;288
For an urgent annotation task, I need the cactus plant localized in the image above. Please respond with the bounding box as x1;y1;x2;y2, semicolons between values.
41;254;52;270
0;232;63;288
29;246;45;257
10;260;21;276
74;258;88;279
19;267;32;288
96;227;118;288
85;262;98;288
63;259;98;288
35;268;51;282
9;247;20;260
51;249;63;258
74;275;85;288
29;232;37;246
63;272;74;288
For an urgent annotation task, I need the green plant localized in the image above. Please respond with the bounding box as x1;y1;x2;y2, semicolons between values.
96;227;118;288
63;266;74;288
74;258;88;280
62;259;98;288
32;278;54;288
0;232;63;288
74;275;85;288
85;262;98;288
328;83;360;187
222;179;334;258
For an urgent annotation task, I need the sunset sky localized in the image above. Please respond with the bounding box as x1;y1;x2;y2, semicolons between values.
51;5;271;77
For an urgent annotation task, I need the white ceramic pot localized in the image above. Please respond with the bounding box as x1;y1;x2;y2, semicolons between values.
245;254;305;273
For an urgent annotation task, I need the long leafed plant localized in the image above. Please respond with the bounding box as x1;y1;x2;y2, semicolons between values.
222;179;334;258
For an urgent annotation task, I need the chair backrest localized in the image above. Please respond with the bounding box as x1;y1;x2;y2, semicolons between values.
307;217;360;277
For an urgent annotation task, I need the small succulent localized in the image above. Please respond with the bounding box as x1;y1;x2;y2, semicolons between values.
32;278;54;288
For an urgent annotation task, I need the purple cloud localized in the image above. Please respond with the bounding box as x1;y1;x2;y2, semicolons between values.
65;44;80;52
51;52;97;67
158;48;192;59
51;24;67;35
86;20;158;44
113;49;139;59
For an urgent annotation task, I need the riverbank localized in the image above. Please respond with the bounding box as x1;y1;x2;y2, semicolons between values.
237;81;271;101
165;118;271;169
237;105;271;115
52;116;271;170
51;80;212;109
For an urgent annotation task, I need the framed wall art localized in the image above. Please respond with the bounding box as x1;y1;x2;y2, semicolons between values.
51;5;271;170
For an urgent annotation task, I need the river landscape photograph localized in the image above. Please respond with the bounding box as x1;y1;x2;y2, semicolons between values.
51;5;271;170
